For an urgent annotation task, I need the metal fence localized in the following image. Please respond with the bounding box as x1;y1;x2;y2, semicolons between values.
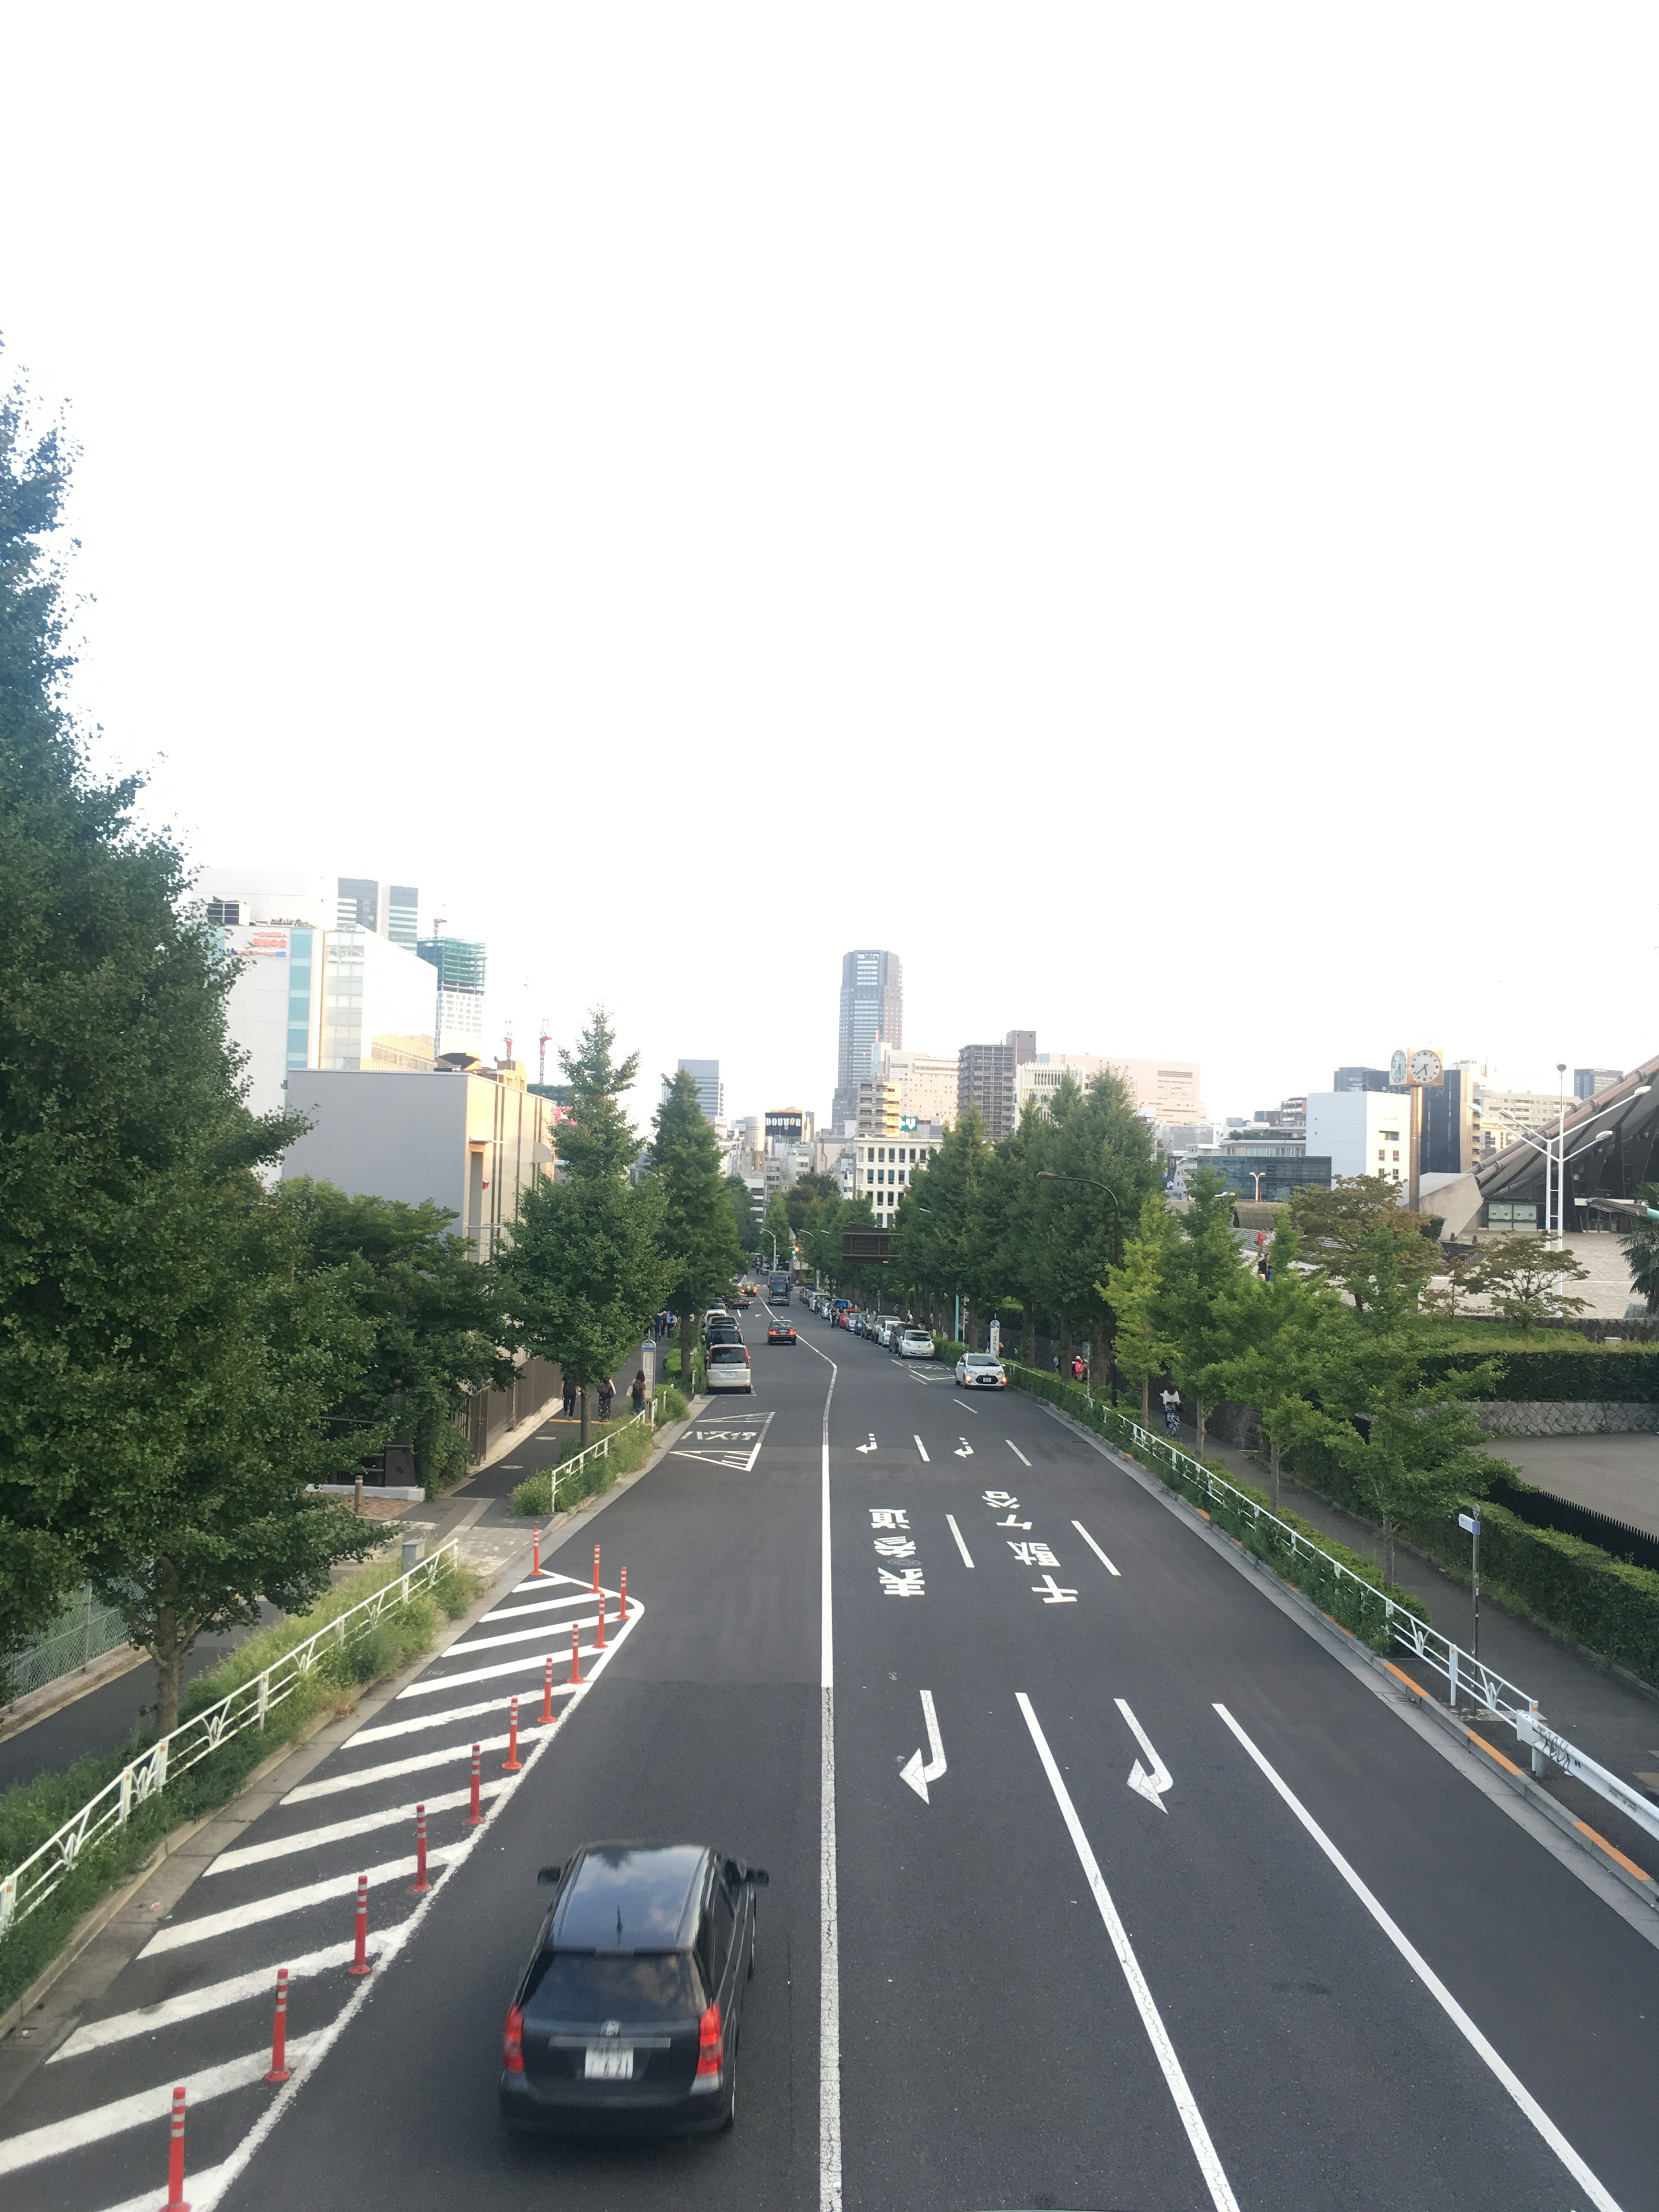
6;1589;134;1703
0;1540;460;1937
543;1405;655;1513
1017;1373;1659;1852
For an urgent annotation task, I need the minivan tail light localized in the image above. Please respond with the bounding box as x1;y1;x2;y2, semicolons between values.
696;2000;723;2074
502;2003;524;2072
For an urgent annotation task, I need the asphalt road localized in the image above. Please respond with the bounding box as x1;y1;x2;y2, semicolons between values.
6;1297;1659;2212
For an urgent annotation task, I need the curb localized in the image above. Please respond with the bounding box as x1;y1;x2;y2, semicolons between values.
1036;1398;1659;1929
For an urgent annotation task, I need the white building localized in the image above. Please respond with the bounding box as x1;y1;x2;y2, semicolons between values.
855;1132;944;1227
1305;1090;1409;1187
283;1062;556;1261
1017;1053;1111;1117
879;1046;959;1129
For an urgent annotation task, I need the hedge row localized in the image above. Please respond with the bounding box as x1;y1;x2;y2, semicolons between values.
1421;1342;1659;1405
1007;1364;1426;1652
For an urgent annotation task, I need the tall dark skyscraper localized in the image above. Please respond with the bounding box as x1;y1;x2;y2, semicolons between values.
833;949;902;1131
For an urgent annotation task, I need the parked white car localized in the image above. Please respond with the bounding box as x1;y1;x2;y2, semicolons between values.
955;1352;1007;1389
706;1343;753;1394
897;1328;935;1360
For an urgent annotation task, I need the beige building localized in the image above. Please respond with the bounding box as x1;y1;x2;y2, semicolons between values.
878;1046;959;1129
1015;1053;1206;1124
1474;1085;1573;1162
857;1080;903;1137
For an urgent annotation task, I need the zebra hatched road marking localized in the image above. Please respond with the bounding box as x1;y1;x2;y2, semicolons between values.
50;1943;362;2061
139;1848;464;1957
283;1734;511;1803
210;1779;509;1873
348;1688;572;1748
0;2038;319;2176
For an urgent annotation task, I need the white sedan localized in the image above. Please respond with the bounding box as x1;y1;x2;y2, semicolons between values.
955;1353;1007;1389
896;1328;935;1360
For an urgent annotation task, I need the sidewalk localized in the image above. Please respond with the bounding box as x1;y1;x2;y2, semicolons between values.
1172;1416;1659;1879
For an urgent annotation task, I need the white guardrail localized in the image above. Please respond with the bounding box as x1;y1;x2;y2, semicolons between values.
543;1404;655;1511
1058;1388;1659;1854
0;1539;461;1937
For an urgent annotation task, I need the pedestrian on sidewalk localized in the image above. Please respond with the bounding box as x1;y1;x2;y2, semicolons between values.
631;1370;648;1415
561;1376;577;1419
597;1377;616;1421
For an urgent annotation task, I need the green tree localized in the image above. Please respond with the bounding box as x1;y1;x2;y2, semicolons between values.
889;1109;998;1339
762;1193;796;1274
498;1011;666;1445
725;1175;761;1258
1621;1185;1659;1315
275;1180;513;1492
1101;1192;1176;1426
1290;1174;1437;1311
1153;1166;1246;1456
1324;1228;1510;1583
1035;1071;1163;1381
0;353;375;1702
652;1071;744;1401
1217;1213;1347;1511
1469;1233;1591;1329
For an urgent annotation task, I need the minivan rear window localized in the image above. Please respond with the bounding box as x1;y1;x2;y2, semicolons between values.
524;1951;705;2022
709;1346;746;1363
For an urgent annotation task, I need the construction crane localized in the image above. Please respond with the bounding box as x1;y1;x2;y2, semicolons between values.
538;1017;552;1088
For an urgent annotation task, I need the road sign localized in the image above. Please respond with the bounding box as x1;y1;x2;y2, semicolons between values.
842;1228;890;1262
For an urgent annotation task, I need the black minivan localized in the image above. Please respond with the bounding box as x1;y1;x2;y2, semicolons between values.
499;1842;767;2135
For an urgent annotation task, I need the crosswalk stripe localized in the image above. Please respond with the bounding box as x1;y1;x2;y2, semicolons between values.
480;1590;595;1624
348;1687;573;1748
51;1945;359;2062
283;1735;509;1803
0;2037;318;2175
210;1779;509;1872
139;1850;463;1957
396;1646;600;1699
446;1612;605;1658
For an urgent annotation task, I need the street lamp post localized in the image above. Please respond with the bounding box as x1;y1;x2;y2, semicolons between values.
1036;1171;1124;1402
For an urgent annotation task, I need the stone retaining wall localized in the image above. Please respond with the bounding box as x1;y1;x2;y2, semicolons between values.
1474;1401;1659;1437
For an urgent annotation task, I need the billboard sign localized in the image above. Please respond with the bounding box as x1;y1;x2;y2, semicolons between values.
766;1110;805;1145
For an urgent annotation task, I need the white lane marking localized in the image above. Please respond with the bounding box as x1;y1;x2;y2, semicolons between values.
1115;1698;1173;1811
855;1432;877;1454
139;1849;465;1957
945;1515;975;1568
899;1691;947;1802
1017;1695;1239;2212
154;1587;647;2212
1213;1703;1625;2212
951;1398;979;1413
953;1437;974;1459
89;2161;235;2212
209;1780;509;1872
396;1643;604;1699
509;1570;586;1594
445;1610;606;1658
794;1319;842;2212
480;1590;594;1624
51;1943;359;2061
1072;1520;1122;1576
350;1688;573;1748
0;2037;318;2177
913;1434;930;1462
283;1735;509;1803
1005;1440;1033;1467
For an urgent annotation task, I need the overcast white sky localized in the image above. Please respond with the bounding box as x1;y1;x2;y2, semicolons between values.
3;6;1655;1131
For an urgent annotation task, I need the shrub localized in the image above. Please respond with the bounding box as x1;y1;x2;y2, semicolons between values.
1419;1340;1659;1405
656;1386;688;1423
510;1414;659;1518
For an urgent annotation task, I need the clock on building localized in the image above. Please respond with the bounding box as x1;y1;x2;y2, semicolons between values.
1389;1049;1408;1087
1409;1047;1443;1087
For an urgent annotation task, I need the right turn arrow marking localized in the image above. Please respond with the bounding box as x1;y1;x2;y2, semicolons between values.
1115;1697;1173;1812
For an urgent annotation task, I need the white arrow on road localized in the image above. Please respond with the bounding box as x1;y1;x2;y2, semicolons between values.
953;1437;974;1458
1115;1697;1173;1812
856;1433;878;1454
899;1690;947;1802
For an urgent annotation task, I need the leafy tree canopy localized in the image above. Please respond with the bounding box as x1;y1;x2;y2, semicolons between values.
1289;1174;1437;1309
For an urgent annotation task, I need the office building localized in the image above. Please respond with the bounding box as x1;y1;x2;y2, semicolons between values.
833;949;903;1131
856;1081;903;1138
337;877;420;949
1105;1059;1205;1121
665;1058;725;1125
1305;1091;1410;1186
766;1108;811;1146
1475;1085;1574;1161
958;1038;1019;1141
1186;1152;1332;1203
1576;1068;1624;1101
417;935;488;1060
283;1060;556;1262
1017;1052;1109;1119
855;1132;944;1228
1421;1065;1478;1177
878;1046;959;1130
1334;1066;1394;1094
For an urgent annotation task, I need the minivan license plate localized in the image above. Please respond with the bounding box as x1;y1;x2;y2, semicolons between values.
584;2045;633;2079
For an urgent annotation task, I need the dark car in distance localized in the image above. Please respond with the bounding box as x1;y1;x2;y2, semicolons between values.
766;1323;796;1345
500;1842;766;2135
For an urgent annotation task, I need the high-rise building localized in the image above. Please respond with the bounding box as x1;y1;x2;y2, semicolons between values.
856;1081;902;1137
337;877;420;949
879;1046;960;1129
1334;1066;1394;1094
833;950;903;1131
958;1039;1018;1141
1576;1068;1624;1100
417;935;487;1060
670;1058;725;1125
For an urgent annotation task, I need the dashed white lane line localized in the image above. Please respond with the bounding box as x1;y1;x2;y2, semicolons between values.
139;1849;465;1957
1214;1703;1625;2212
945;1515;975;1569
951;1398;979;1414
1017;1695;1239;2212
913;1434;930;1462
210;1779;510;1873
349;1688;573;1748
1072;1520;1122;1576
284;1735;509;1803
0;2037;320;2175
1005;1440;1032;1467
50;1945;359;2061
